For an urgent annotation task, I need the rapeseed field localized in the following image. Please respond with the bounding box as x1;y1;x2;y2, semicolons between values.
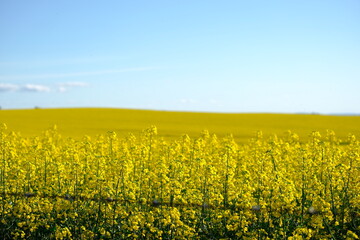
1;108;360;142
0;119;359;239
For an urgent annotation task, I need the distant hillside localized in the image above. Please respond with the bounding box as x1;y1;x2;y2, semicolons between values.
1;108;360;143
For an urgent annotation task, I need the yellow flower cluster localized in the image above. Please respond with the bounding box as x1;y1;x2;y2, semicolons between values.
0;124;359;239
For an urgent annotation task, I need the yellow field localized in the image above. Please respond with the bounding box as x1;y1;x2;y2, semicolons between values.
1;108;360;239
0;124;359;239
1;108;359;143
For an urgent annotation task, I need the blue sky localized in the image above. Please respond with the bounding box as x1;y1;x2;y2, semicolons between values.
0;0;359;113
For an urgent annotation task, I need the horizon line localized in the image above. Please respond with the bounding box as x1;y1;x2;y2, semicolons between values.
0;107;359;116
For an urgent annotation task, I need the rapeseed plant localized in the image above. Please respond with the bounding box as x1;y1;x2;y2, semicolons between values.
0;125;358;239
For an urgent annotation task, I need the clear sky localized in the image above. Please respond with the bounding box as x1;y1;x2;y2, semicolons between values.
0;0;359;113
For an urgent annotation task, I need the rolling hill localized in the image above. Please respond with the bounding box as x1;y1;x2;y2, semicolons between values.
1;108;359;143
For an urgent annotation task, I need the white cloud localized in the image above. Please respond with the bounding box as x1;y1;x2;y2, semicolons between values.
20;84;51;92
58;81;89;87
179;99;197;104
56;81;89;92
58;86;67;93
0;82;89;93
209;99;223;107
0;83;50;93
0;83;19;92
